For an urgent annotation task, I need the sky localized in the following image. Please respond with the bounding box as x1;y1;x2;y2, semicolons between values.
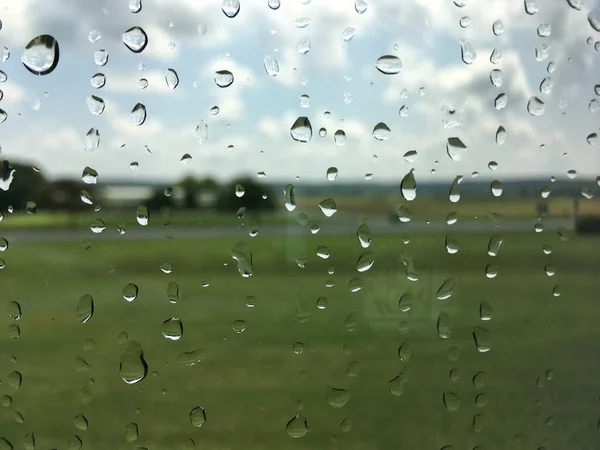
0;0;599;184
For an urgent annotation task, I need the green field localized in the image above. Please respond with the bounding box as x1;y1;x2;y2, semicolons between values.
0;226;598;449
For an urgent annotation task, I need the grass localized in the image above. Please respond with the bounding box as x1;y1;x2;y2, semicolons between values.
0;226;598;449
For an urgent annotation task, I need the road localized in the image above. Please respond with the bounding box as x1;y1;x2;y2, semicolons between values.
0;218;575;243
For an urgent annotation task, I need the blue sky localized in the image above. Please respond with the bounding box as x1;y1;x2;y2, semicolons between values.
0;0;599;184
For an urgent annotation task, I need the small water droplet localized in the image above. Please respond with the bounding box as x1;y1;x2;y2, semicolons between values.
490;180;503;197
165;68;179;90
356;251;375;272
447;137;467;162
443;391;461;411
77;295;94;324
119;341;148;384
7;371;22;389
7;301;20;321
231;241;253;277
525;0;538;15
326;386;351;408
162;317;183;340
263;55;279;77
437;311;453;338
459;16;472;28
190;406;207;427
375;55;402;74
286;414;309;438
90;73;106;89
290;117;312;143
539;77;553;95
437;278;456;300
495;126;506;145
81;167;98;184
232;319;247;333
122;27;148;53
342;27;356;41
449;176;462;203
334;130;347;146
319;198;337;217
490;47;502;64
129;0;142;13
472;327;491;352
355;0;368;13
445;236;459;254
373;122;391;141
494;93;507;110
537;23;551;37
297;36;311;54
21;35;59;75
222;0;240;17
401;170;417;201
122;283;139;302
131;103;147;126
460;40;477;64
527;96;545;116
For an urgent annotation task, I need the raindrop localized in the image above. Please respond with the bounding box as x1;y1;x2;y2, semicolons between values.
398;293;412;312
443;391;461;411
535;44;551;62
490;69;503;87
355;0;368;14
399;105;409;117
373;122;391;140
537;24;551;37
87;95;105;115
283;184;296;211
94;49;108;66
539;77;553;95
403;150;418;163
567;0;583;10
232;319;247;333
263;55;279;77
82;167;98;184
317;246;331;259
21;35;60;75
460;40;477;64
84;128;100;152
231;241;253;277
195;120;209;144
122;27;148;53
131;103;146;126
214;70;234;88
136;205;149;226
490;48;502;64
437;278;456;300
388;373;407;396
129;0;142;13
587;133;597;145
77;295;94;324
480;301;493;321
342;27;356;42
344;313;358;331
235;184;245;198
326;387;351;408
492;20;504;35
445;236;459;254
7;301;20;321
327;167;338;181
494;93;507;110
485;264;498;278
0;47;8;63
447;137;467;162
190;406;206;427
295;17;311;28
268;0;281;9
319;127;327;137
459;16;472;28
545;265;556;277
334;130;347;146
125;423;139;443
319;198;337;217
90;73;106;88
397;205;412;223
88;30;101;44
286;415;309;438
496;126;506;145
401;170;417;201
119;341;148;384
293;342;304;354
525;0;538;15
437;311;453;338
356;252;375;272
357;223;372;248
447;212;458;225
473;327;491;352
490;180;503;197
8;324;20;339
7;371;22;389
222;0;240;18
527;96;545;116
162;317;183;340
297;36;311;55
290;117;312;143
165;68;179;90
300;94;310;108
375;55;402;74
175;348;207;366
122;283;139;302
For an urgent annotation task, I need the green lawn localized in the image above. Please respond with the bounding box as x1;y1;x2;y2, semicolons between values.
0;228;598;449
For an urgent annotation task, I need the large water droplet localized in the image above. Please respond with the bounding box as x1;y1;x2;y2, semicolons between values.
286;414;309;438
90;73;106;89
443;391;461;411
589;9;600;31
319;198;337;217
297;36;311;54
81;167;98;184
326;386;351;408
119;341;148;384
162;317;183;340
165;68;178;90
290;117;312;143
446;137;467;162
7;301;20;321
449;176;462;203
136;205;149;226
473;327;491;352
122;27;148;53
122;283;139;302
356;251;375;272
327;167;338;181
222;0;240;17
494;93;507;110
125;423;138;443
357;223;371;248
87;95;105;115
375;55;402;74
129;0;142;13
231;241;253;277
491;180;503;197
480;301;493;321
264;55;279;77
527;96;545;116
283;184;296;211
190;406;207;427
401;170;417;201
214;70;234;88
437;311;453;339
437;278;456;300
130;103;146;126
525;0;538;15
460;40;477;64
373;122;391;140
355;0;368;13
77;295;94;324
334;130;347;146
21;35;59;75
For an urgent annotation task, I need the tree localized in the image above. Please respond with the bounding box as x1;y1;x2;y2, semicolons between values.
214;177;276;213
0;160;47;212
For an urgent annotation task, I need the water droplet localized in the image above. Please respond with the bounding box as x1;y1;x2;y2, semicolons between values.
286;414;309;438
234;184;245;198
135;205;149;226
445;236;459;254
231;241;253;277
492;19;504;35
290;117;312;143
162;317;183;340
125;423;138;443
545;265;556;277
356;251;375;273
232;319;247;333
122;283;139;302
81;167;98;184
342;27;356;41
164;68;179;90
459;16;471;28
7;371;22;390
175;348;207;366
316;246;331;259
7;301;20;321
401;170;417;201
295;17;311;28
87;95;105;115
443;391;461;411
299;94;310;108
268;0;281;10
527;96;545;116
90;73;106;89
334;130;347;146
375;55;402;74
297;36;311;54
319;198;337;217
122;27;148;53
436;278;455;300
472;327;491;352
326;386;351;408
388;373;407;396
189;406;207;427
7;323;20;339
489;69;503;88
494;93;507;110
73;415;88;432
479;301;493;321
222;0;240;17
372;122;391;141
449;176;462;203
587;133;598;146
119;341;148;384
77;295;94;324
495;126;506;145
21;35;59;75
326;167;338;181
490;180;503;197
355;0;368;13
437;311;453;339
525;0;538;15
356;223;372;248
446;137;467;162
537;23;551;37
131;103;146;126
263;55;279;77
460;40;477;64
344;313;358;331
539;77;553;95
214;70;234;88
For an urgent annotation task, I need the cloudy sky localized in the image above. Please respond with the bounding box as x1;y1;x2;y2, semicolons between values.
0;0;599;184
